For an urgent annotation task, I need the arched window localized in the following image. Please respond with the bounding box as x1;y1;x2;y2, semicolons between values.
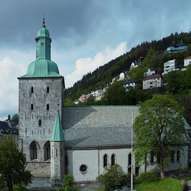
44;141;50;161
177;150;180;162
31;104;33;111
103;154;108;168
30;141;39;160
111;154;116;166
128;153;132;166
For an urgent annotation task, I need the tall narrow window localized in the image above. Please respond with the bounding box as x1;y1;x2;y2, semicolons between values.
150;151;154;164
31;86;34;94
177;150;180;162
31;104;33;111
47;86;49;93
103;154;108;168
30;141;38;160
171;150;175;163
46;104;49;111
38;119;42;127
128;153;132;166
111;154;115;166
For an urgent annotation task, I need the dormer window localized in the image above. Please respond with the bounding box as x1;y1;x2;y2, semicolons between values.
47;87;49;93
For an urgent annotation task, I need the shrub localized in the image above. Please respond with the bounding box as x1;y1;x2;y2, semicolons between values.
98;164;129;191
136;172;159;184
58;175;79;191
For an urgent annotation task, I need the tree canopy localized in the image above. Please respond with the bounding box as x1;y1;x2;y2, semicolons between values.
133;95;185;178
0;136;31;191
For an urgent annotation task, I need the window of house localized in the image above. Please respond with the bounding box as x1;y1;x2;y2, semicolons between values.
38;119;42;127
111;154;116;166
177;150;180;162
31;104;33;111
47;86;49;93
171;150;175;163
150;151;154;164
46;104;49;111
103;154;108;168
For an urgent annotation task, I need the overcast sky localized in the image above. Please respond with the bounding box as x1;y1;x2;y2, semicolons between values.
1;0;191;119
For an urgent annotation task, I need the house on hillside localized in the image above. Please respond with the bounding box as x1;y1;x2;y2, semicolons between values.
144;68;155;77
123;79;136;91
166;44;188;54
143;74;163;90
0;119;18;137
184;56;191;67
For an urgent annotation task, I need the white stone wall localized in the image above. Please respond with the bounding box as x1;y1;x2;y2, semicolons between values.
67;148;132;182
67;146;188;182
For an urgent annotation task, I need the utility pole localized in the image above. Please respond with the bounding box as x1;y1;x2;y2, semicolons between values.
131;111;135;191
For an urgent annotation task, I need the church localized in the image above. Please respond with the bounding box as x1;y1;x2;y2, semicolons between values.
18;20;190;187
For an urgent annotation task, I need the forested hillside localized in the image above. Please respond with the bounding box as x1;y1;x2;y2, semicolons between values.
65;32;191;100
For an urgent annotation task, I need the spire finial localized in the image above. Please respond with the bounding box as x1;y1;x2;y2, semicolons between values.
42;17;46;27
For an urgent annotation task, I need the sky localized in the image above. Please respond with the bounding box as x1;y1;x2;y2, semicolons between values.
1;0;191;119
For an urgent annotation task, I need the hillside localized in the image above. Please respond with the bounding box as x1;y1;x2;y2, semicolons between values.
65;32;191;100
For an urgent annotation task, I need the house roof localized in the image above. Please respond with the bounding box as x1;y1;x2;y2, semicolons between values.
63;106;139;149
143;74;162;81
0;121;18;135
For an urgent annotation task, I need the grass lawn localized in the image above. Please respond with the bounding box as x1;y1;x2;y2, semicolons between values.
135;178;183;191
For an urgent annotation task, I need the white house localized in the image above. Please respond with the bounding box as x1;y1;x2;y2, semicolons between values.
144;68;155;77
184;56;191;67
163;59;177;74
143;74;162;90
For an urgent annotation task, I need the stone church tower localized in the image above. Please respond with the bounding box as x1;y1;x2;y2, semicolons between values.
18;19;65;178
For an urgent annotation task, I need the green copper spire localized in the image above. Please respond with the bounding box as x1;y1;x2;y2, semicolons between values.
36;18;51;60
22;19;60;78
51;112;64;142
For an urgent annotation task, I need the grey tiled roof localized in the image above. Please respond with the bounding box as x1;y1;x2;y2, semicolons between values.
63;106;139;149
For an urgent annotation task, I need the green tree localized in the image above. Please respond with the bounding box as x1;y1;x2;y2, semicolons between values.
103;81;126;105
98;165;128;191
0;136;31;191
133;95;185;179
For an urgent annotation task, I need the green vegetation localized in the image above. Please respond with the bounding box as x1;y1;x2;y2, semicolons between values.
58;175;79;191
97;164;129;191
0;136;31;191
135;172;159;184
134;95;185;178
135;178;183;191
